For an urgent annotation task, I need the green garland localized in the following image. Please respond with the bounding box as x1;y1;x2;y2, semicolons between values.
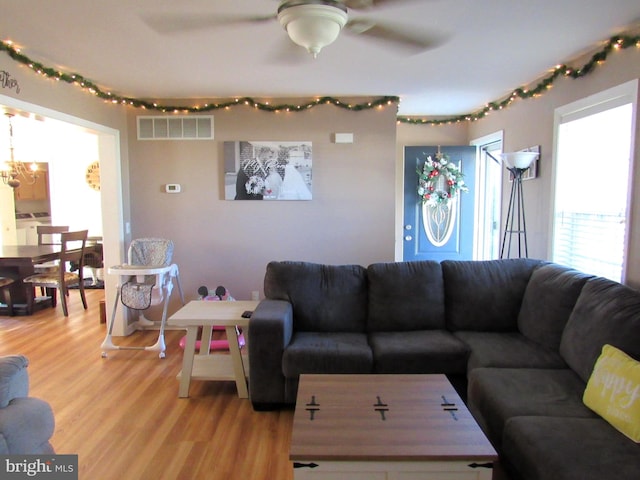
1;32;638;120
0;40;398;113
398;34;640;125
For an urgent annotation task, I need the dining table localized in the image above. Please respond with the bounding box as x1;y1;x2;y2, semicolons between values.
0;244;71;315
0;244;69;263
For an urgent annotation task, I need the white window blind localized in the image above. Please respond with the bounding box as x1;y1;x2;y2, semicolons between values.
552;82;636;282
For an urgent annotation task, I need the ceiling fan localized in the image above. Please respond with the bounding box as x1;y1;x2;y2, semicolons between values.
143;0;445;59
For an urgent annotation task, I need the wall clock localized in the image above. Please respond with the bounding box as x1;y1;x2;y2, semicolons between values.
85;161;100;191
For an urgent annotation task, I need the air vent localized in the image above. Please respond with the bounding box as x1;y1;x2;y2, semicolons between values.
137;115;214;140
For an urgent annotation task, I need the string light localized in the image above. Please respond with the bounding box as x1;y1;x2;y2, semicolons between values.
0;39;399;114
1;32;638;124
398;33;640;125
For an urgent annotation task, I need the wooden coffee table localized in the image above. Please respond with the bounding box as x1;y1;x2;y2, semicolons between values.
290;374;497;479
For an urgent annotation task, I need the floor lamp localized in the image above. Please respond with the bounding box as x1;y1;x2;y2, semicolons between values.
500;152;539;259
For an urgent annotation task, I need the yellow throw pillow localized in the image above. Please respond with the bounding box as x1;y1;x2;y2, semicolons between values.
583;344;640;442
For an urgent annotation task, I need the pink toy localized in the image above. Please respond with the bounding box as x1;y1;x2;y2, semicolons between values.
178;328;245;351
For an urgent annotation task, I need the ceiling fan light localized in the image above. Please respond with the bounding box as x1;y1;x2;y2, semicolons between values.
278;3;348;58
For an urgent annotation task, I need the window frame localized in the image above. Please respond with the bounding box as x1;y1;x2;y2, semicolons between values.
550;80;638;282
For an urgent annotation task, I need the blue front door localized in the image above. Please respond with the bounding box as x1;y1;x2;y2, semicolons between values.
403;146;476;262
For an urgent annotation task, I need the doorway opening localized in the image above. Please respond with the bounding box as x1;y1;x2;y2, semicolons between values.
0;93;127;333
471;131;503;260
0;112;103;246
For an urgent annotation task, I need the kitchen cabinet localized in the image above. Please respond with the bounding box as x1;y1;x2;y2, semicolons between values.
14;171;49;201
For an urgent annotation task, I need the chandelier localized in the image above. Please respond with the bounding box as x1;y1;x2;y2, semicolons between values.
1;113;38;189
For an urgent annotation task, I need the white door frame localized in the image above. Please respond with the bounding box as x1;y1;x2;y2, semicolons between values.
0;93;127;332
470;131;503;260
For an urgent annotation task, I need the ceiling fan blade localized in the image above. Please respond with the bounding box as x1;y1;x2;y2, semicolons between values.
342;0;428;10
345;19;447;52
142;13;276;35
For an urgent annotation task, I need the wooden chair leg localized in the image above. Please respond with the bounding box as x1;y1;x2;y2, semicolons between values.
24;284;34;315
1;289;13;316
59;286;69;316
79;283;88;310
47;287;57;308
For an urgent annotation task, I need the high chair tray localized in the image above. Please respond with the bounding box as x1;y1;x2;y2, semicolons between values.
108;264;173;275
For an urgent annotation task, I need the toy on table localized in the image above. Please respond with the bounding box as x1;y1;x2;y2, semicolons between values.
178;285;245;351
198;285;235;302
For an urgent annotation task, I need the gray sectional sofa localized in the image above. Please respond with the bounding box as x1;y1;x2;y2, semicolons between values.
248;259;640;480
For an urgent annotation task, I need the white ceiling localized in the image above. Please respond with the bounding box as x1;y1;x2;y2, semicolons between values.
1;0;639;116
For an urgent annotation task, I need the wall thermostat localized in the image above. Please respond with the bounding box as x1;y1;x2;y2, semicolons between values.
165;183;181;193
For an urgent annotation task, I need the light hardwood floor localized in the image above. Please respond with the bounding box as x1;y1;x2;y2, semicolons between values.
0;290;294;480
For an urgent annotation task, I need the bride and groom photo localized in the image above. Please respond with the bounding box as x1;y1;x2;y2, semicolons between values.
224;140;312;201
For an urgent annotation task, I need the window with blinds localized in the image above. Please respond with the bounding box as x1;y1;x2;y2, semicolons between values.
552;81;637;282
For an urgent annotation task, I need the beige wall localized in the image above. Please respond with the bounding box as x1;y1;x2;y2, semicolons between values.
2;41;640;316
126;101;398;301
467;47;640;288
397;45;640;287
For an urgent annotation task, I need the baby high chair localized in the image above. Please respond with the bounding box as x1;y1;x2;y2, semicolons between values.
101;238;185;358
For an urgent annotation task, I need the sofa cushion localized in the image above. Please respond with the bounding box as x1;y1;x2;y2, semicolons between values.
442;258;542;331
0;355;29;408
559;277;640;383
467;368;596;450
502;416;640;480
367;261;445;332
368;330;469;374
0;397;55;455
454;331;566;372
282;332;373;377
264;261;368;333
518;263;592;350
583;344;640;442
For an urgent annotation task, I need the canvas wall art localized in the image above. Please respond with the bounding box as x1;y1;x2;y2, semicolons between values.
224;141;312;200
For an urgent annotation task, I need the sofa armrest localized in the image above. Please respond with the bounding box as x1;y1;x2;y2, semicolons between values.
0;397;55;454
248;299;293;409
0;355;29;408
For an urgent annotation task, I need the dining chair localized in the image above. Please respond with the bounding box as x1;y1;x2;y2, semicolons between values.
34;226;70;285
23;230;89;316
37;225;70;246
0;277;15;316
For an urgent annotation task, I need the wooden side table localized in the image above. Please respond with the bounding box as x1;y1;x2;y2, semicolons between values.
168;300;259;398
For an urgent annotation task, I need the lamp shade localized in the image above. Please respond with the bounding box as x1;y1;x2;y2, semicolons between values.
278;2;348;58
500;152;538;169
